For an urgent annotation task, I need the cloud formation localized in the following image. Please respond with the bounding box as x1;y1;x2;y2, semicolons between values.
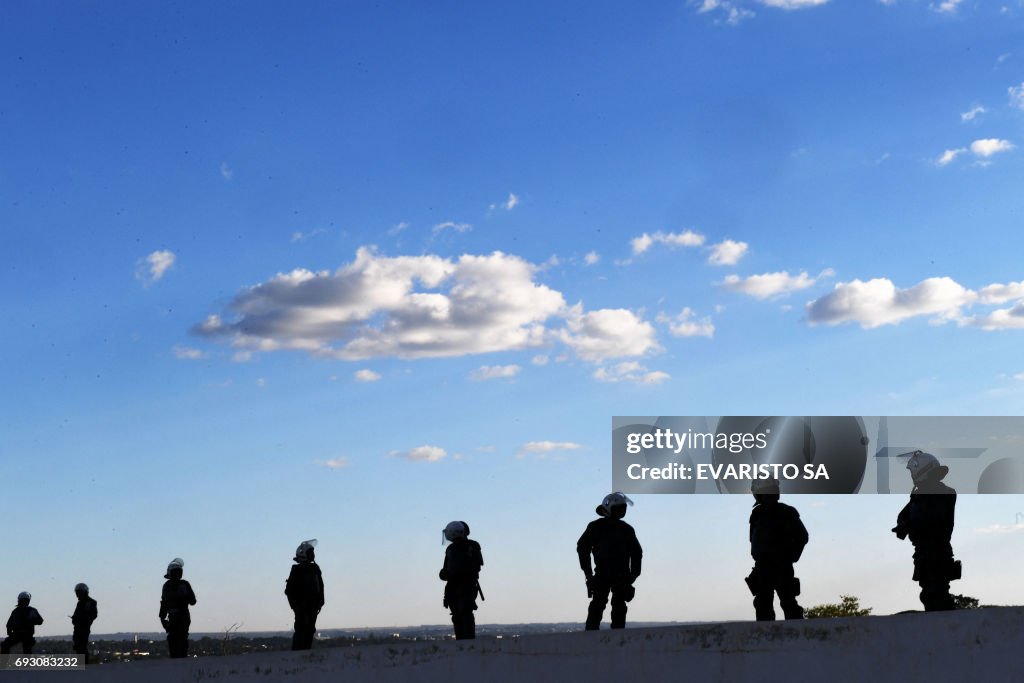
806;276;974;328
960;105;986;122
194;248;659;367
721;269;833;299
391;445;447;462
433;221;472;235
658;308;715;338
470;364;522;381
970;138;1015;158
172;345;206;360
707;239;749;266
136;250;176;285
630;230;705;256
354;369;381;382
517;441;584;458
593;361;670;385
557;305;660;361
322;457;350;469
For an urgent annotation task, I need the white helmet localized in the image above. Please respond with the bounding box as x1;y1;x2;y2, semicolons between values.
74;583;89;594
597;492;634;517
17;591;31;602
294;539;318;562
165;558;185;578
443;521;469;543
905;450;948;484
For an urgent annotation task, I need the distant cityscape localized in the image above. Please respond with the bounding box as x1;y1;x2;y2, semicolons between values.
30;623;686;663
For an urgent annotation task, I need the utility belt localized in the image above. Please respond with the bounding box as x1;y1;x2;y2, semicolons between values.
745;567;800;597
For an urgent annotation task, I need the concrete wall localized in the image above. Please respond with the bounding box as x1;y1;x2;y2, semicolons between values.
19;607;1024;682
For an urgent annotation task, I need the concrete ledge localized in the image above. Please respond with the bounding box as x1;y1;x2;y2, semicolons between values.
18;607;1024;682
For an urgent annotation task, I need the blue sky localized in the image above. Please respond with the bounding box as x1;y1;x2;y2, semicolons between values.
3;0;1024;635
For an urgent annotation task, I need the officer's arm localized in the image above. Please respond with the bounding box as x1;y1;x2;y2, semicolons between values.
576;529;594;577
630;531;643;580
188;583;197;606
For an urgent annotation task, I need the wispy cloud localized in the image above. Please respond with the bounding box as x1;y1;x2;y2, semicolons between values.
658;308;715;338
354;369;381;382
517;440;584;458
707;239;749;266
936;148;967;166
432;221;472;235
960;105;986;122
390;445;447;462
975;523;1024;534
172;345;206;360
135;250;176;285
930;0;963;13
387;221;410;236
291;228;326;243
760;0;829;8
321;457;350;470
630;230;705;256
470;364;521;381
593;361;670;385
584;251;600;266
721;269;833;299
220;162;233;180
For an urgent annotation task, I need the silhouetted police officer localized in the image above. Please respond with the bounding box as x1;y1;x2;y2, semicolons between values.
439;521;484;640
1;592;43;654
577;492;642;630
747;479;808;621
286;539;325;650
893;451;958;611
71;583;98;663
159;558;197;658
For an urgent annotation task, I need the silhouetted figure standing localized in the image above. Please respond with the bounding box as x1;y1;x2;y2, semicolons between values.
577;492;642;630
71;583;97;664
1;592;43;655
439;521;484;640
159;558;197;658
746;479;808;621
893;451;958;612
286;539;325;650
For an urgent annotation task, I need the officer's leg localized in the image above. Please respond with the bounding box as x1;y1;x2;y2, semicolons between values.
751;565;776;621
586;577;611;630
0;636;11;654
609;582;628;629
776;564;804;620
23;636;34;655
919;580;954;611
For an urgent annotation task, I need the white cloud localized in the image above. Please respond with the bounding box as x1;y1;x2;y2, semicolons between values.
387;221;410;236
172;345;206;360
584;251;600;266
806;276;976;328
194;248;566;361
232;351;253;363
965;302;1024;330
257;377;266;387
936;148;967;166
970;138;1015;158
557;305;660;361
658;308;715;338
391;445;447;462
721;269;833;299
504;193;520;211
517;441;584;458
759;0;829;8
291;228;326;243
593;361;670;385
433;221;472;235
135;250;176;285
322;457;350;470
220;162;233;180
354;369;381;382
630;230;705;256
1015;373;1024;381
961;105;986;122
931;0;963;12
1010;82;1024;109
532;355;549;366
978;281;1024;304
470;364;521;381
707;239;749;266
